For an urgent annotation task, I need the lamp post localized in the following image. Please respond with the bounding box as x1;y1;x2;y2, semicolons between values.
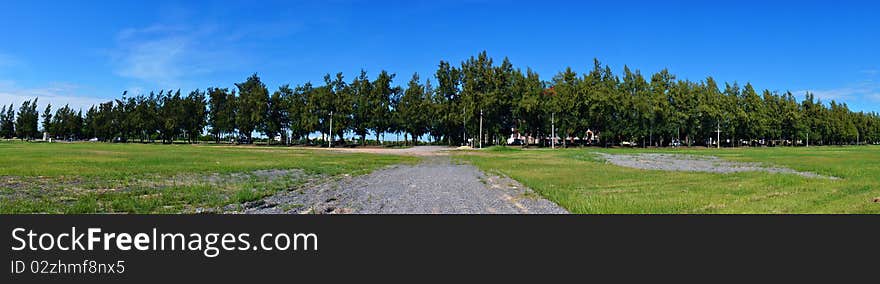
328;111;333;148
551;112;556;149
479;109;483;149
462;107;466;147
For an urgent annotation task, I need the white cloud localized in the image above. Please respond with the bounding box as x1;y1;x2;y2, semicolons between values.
0;53;21;68
110;23;235;88
0;81;107;112
802;87;860;101
799;81;880;103
116;24;188;41
115;35;189;86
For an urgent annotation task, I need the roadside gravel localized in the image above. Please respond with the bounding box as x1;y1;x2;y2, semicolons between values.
240;154;567;214
594;152;836;179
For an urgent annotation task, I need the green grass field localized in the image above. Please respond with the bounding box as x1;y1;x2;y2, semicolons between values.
3;141;879;214
456;146;880;213
0;142;416;213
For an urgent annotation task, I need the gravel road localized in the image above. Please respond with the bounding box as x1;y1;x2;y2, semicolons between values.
595;152;836;179
239;151;567;214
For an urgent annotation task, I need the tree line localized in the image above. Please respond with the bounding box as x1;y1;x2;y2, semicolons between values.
2;51;879;147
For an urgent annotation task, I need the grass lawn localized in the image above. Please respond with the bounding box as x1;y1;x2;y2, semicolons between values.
0;142;416;213
456;146;880;213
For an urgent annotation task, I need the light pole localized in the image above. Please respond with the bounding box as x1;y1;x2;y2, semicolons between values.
328;110;333;148
462;107;466;147
551;112;555;149
479;109;483;149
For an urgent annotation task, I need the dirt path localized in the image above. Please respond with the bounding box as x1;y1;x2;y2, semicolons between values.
240;147;567;214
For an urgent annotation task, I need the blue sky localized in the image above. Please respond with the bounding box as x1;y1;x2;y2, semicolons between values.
0;0;878;113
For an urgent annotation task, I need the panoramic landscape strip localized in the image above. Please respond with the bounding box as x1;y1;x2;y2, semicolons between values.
4;2;880;283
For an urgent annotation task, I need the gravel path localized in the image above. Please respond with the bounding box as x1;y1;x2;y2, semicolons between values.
595;152;836;179
240;154;567;214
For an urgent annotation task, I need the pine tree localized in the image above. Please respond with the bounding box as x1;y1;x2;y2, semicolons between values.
15;98;40;140
207;87;235;143
1;103;16;138
369;71;395;144
264;85;290;144
235;73;269;143
41;104;52;137
350;70;373;145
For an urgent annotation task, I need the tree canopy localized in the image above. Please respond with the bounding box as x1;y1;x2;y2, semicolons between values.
3;52;879;147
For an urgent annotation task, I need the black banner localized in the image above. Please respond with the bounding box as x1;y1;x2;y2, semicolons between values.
2;215;876;282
